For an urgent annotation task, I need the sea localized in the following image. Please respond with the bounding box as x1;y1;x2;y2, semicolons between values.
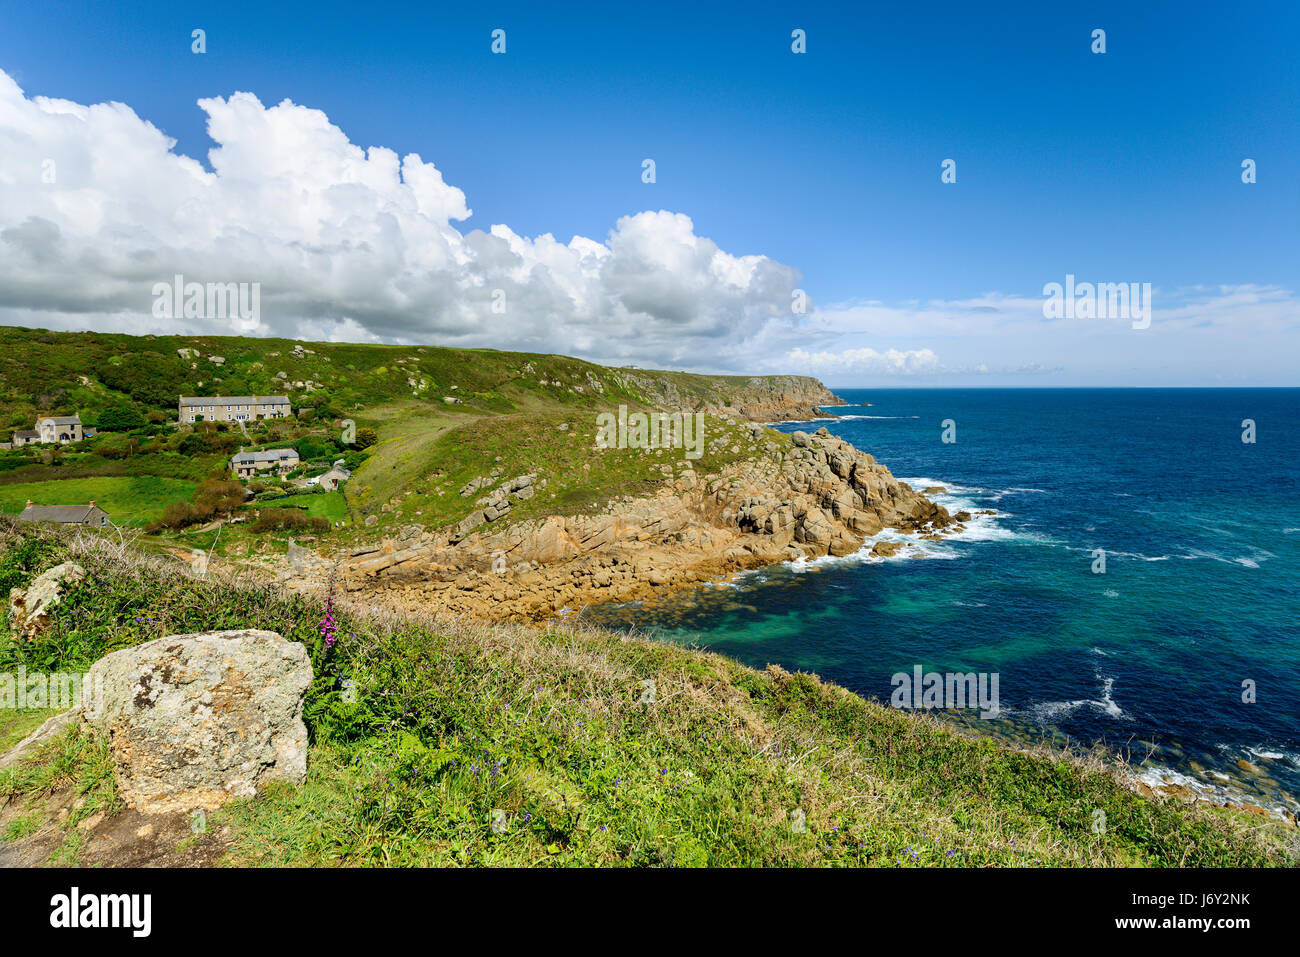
581;388;1300;815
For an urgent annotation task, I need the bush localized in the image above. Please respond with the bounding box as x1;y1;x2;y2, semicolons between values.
148;501;211;532
354;428;378;450
294;435;340;460
194;478;247;513
0;534;57;596
95;405;147;432
251;508;329;533
145;477;248;532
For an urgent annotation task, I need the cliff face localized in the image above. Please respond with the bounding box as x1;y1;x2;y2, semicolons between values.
278;427;969;622
616;372;844;422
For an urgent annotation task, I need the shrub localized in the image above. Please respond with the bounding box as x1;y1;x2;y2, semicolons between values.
95;405;147;432
146;477;248;532
251;508;329;533
148;501;212;532
294;435;339;460
194;478;247;513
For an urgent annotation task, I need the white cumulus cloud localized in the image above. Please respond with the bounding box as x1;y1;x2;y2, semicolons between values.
0;69;800;368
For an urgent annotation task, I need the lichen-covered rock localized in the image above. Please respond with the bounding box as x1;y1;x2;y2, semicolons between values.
7;562;85;640
82;629;311;814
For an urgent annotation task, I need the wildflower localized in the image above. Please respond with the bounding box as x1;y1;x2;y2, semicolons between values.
320;576;339;650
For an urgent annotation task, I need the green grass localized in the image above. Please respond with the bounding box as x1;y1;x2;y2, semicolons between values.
267;491;349;523
0;708;60;752
0;723;123;831
2;519;1294;868
0;475;197;526
347;408;784;537
2;812;43;842
0;324;796;436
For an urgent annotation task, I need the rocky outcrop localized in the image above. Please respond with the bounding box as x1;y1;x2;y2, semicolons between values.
82;629;311;814
616;372;845;422
7;562;85;640
283;427;962;622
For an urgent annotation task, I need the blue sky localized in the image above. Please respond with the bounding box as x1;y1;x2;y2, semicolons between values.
0;0;1296;385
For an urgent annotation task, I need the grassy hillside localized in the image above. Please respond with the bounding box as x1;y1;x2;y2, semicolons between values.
0;325;834;434
1;521;1294;867
0;476;196;526
0;325;836;548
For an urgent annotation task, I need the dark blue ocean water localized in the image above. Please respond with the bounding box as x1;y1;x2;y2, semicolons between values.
583;389;1300;811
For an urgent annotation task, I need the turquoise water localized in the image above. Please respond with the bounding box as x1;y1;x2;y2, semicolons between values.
582;389;1300;812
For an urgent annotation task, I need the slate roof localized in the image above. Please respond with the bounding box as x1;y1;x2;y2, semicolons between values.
180;396;290;406
18;504;108;524
231;448;299;465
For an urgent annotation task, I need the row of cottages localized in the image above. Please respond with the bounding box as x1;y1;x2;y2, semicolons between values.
9;414;94;446
179;395;292;424
17;500;111;527
230;448;300;479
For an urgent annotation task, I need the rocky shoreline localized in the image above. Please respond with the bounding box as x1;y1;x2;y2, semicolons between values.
274;426;968;622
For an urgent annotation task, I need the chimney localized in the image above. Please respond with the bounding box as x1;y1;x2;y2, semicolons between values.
25;499;33;509
87;500;95;507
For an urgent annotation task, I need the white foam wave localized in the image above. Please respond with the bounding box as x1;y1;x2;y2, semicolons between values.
1179;547;1273;568
1136;765;1299;820
1028;676;1127;722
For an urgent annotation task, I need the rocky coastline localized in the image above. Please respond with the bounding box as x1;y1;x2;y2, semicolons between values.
274;426;968;622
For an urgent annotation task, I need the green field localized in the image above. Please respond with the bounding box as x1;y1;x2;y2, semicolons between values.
0;476;196;526
268;491;350;523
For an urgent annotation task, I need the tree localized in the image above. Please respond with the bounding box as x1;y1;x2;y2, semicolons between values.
354;427;378;450
97;404;147;432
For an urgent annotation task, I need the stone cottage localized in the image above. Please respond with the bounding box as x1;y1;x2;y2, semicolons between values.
17;500;111;526
231;448;300;479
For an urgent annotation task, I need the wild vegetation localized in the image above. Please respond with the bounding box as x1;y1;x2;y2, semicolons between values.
1;520;1294;867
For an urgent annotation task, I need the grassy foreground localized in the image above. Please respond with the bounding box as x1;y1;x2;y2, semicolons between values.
1;520;1295;867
